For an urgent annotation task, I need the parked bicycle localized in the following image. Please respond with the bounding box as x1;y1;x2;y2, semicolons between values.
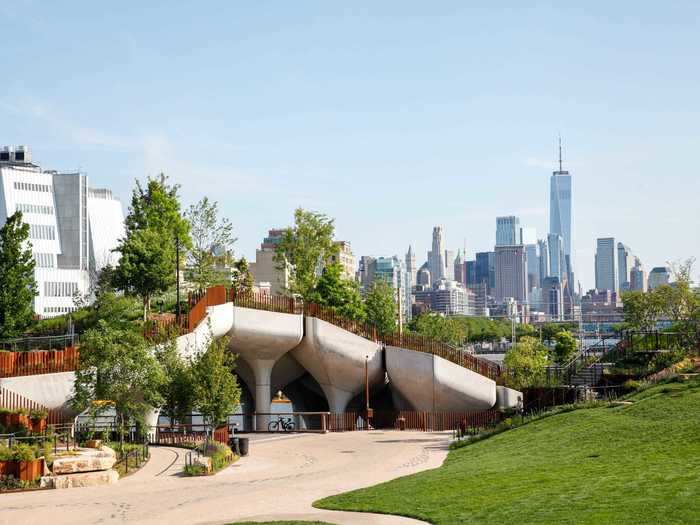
268;416;295;432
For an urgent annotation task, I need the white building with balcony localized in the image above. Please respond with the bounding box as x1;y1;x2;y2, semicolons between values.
0;146;124;317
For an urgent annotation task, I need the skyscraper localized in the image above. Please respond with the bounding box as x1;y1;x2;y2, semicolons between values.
629;257;647;292
428;226;446;282
547;233;564;281
405;245;417;287
444;249;456;281
617;242;634;292
496;216;520;246
453;250;465;285
475;251;495;292
494;245;528;303
537;238;550;284
549;138;572;277
595;237;617;292
648;266;671;290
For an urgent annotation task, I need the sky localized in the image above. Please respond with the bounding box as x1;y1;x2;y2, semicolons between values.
2;1;699;289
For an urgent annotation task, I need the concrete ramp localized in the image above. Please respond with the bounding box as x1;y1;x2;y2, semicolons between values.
386;346;497;412
292;317;383;412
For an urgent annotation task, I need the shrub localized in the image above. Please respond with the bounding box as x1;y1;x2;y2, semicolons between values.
0;444;13;461
29;409;48;420
623;379;641;392
12;443;36;461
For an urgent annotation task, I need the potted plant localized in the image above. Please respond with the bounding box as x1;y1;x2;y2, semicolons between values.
8;409;30;429
29;409;48;434
13;443;44;482
0;408;11;428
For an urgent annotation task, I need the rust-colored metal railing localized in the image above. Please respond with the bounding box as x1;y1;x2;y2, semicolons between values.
326;409;501;432
230;289;302;315
383;332;501;380
0;347;80;379
304;302;377;341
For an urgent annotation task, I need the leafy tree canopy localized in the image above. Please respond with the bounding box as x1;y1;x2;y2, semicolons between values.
72;320;165;445
231;257;254;297
185;197;236;290
365;280;396;336
503;336;550;389
309;263;366;321
113;175;191;320
275;208;338;301
155;338;194;428
191;333;241;434
553;330;578;364
409;313;466;346
0;212;36;338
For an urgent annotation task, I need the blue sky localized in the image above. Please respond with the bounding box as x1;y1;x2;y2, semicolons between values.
2;1;699;289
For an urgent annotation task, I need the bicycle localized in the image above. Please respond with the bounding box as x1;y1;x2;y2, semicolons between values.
267;416;295;432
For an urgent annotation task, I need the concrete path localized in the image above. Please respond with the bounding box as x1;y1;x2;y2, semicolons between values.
0;431;450;525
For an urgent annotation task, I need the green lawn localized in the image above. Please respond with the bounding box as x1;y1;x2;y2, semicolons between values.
315;378;700;524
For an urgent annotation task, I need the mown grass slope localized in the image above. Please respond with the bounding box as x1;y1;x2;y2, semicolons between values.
316;378;700;524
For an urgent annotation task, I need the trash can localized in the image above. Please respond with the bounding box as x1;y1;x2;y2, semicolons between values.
397;417;406;431
238;437;250;457
229;437;240;456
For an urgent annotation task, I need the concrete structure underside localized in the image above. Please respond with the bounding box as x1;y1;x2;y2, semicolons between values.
5;302;521;420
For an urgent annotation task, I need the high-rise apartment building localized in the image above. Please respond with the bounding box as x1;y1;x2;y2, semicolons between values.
617;242;634;292
329;241;355;281
542;276;564;321
465;260;477;287
496;216;520;246
368;255;411;322
249;228;289;295
648;266;671;290
494;245;528;303
595;237;617;292
431;280;472;316
444;249;456;281
0;146;124;317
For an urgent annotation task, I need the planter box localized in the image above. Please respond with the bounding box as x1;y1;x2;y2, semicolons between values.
86;439;103;449
0;413;30;429
19;458;44;481
0;458;45;481
30;417;47;434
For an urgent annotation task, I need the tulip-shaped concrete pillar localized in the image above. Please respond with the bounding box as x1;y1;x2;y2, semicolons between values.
228;307;304;431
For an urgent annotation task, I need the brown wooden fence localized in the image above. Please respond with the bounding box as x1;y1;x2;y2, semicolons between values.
327;410;501;432
0;386;71;425
0;347;79;378
153;424;229;446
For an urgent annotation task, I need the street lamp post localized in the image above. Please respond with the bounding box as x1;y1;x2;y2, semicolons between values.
176;232;181;327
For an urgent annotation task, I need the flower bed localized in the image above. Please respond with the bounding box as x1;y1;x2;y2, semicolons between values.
183;442;237;476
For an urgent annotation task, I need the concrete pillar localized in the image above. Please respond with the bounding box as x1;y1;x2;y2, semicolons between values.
322;385;355;413
250;359;276;431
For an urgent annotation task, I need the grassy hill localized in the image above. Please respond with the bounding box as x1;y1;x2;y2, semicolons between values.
316;378;700;524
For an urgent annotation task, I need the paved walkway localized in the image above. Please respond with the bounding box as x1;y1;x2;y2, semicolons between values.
0;431;450;525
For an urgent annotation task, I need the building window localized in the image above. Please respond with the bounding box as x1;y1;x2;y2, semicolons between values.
29;224;56;241
34;253;55;268
43;282;78;297
16;203;54;215
13;181;52;193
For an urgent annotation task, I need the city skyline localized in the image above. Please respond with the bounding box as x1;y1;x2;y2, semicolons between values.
2;3;698;289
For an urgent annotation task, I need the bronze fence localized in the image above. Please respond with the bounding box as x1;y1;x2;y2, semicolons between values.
383;332;501;380
304;303;378;341
0;386;71;425
327;410;501;432
0;347;79;378
153;424;229;446
230;289;302;315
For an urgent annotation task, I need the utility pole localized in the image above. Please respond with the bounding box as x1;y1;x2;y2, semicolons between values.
176;232;181;326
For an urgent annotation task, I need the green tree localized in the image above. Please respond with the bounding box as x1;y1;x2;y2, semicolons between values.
410;313;466;346
185;197;236;290
155;338;194;429
231;257;254;297
309;263;366;320
0;212;37;338
553;330;578;364
72;321;165;449
365;280;396;336
191;333;241;438
113;175;191;320
275;208;338;301
622;290;664;331
503;336;549;389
